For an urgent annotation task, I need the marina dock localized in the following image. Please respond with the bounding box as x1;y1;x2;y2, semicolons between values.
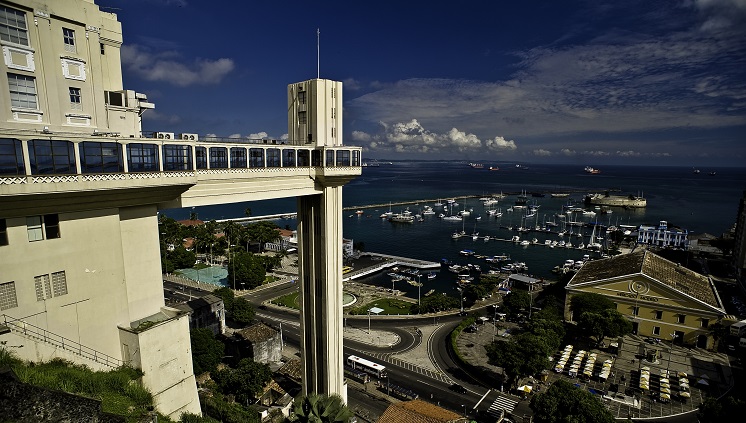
343;253;439;282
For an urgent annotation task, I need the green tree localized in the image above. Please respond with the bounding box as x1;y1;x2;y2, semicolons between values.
699;395;746;421
201;392;261;423
486;332;553;387
577;308;633;347
212;358;273;405
247;221;280;253
190;328;225;375
530;379;615;423
169;246;196;269
289;393;353;423
231;297;255;326
412;293;459;314
228;251;266;289
570;292;616;316
503;289;531;318
213;287;235;310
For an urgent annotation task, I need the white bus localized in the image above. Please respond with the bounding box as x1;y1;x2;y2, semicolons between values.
346;355;387;379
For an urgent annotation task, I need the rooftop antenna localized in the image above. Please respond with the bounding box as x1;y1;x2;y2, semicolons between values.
316;28;320;79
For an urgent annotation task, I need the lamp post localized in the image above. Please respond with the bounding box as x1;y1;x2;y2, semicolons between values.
667;332;677;373
417;274;421;308
368;308;371;334
456;286;464;313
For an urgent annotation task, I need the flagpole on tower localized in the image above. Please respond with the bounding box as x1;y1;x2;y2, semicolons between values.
317;28;320;79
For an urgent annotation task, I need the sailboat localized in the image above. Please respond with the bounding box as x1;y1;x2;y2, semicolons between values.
587;225;602;250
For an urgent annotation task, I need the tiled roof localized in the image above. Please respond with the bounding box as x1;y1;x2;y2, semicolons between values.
568;250;722;309
378;399;464;423
236;322;278;342
277;358;302;381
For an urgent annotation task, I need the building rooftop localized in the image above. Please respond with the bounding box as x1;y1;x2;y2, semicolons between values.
378;399;465;423
568;250;723;309
173;294;223;314
235;322;278;343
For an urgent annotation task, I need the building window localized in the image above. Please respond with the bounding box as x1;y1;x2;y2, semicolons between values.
34;271;68;300
209;147;228;168
230;147;247;168
100;43;105;54
0;281;18;310
127;143;159;172
266;148;280;167
80;142;123;173
326;150;334;167
0;219;7;246
298;111;307;124
26;214;60;242
298;90;306;105
632;306;639;316
62;28;76;53
352;150;360;167
311;150;322;166
282;149;296;167
701;318;709;328
677;314;686;324
8;73;37;109
0;138;25;175
297;150;310;166
69;87;82;110
0;6;29;46
336;150;350;166
652;326;661;336
195;147;207;169
28;140;76;174
163;144;193;171
51;271;68;297
655;310;663;320
249;148;264;168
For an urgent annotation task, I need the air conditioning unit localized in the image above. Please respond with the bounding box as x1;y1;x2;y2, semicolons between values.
179;133;198;141
154;132;174;140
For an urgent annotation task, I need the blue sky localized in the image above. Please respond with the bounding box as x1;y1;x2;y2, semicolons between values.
103;0;746;166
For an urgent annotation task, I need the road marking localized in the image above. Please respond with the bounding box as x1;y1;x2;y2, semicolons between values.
488;395;518;416
474;389;491;408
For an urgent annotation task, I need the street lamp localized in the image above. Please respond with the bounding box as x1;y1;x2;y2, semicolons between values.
667;332;677;373
456;286;464;313
417;274;421;308
461;404;466;417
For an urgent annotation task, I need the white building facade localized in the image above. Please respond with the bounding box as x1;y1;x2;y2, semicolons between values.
1;0;360;418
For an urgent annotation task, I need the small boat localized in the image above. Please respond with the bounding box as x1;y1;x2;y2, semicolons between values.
520;240;530;246
489;166;499;171
427;272;437;279
356;210;364;215
388;213;415;223
551;193;570;197
584;166;601;174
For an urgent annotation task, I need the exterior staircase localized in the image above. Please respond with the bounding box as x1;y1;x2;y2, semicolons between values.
1;314;122;370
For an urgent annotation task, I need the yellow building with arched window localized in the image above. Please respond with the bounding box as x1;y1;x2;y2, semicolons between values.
565;250;726;349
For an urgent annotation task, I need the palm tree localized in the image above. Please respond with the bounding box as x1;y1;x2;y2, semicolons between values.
288;393;353;423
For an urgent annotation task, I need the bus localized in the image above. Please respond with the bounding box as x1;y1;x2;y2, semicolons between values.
343;364;370;383
346;355;387;379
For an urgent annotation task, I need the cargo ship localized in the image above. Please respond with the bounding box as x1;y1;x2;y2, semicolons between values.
585;192;646;208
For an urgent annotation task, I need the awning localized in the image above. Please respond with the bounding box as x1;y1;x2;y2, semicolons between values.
517;385;533;393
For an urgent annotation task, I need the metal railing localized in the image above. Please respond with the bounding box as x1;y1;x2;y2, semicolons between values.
1;314;123;369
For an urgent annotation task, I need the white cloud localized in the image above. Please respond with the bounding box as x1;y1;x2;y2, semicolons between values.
532;149;552;156
248;132;269;139
228;133;242;139
351;119;517;155
121;45;234;87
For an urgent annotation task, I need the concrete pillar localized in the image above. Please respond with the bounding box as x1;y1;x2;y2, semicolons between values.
297;183;346;401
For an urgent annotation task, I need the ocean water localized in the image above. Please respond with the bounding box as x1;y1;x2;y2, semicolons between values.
167;162;746;300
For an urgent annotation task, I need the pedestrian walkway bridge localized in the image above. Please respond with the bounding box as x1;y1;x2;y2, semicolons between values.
0;134;361;216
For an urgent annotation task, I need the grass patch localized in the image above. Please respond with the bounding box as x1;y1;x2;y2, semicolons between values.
349;298;413;315
273;291;300;309
1;349;158;421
